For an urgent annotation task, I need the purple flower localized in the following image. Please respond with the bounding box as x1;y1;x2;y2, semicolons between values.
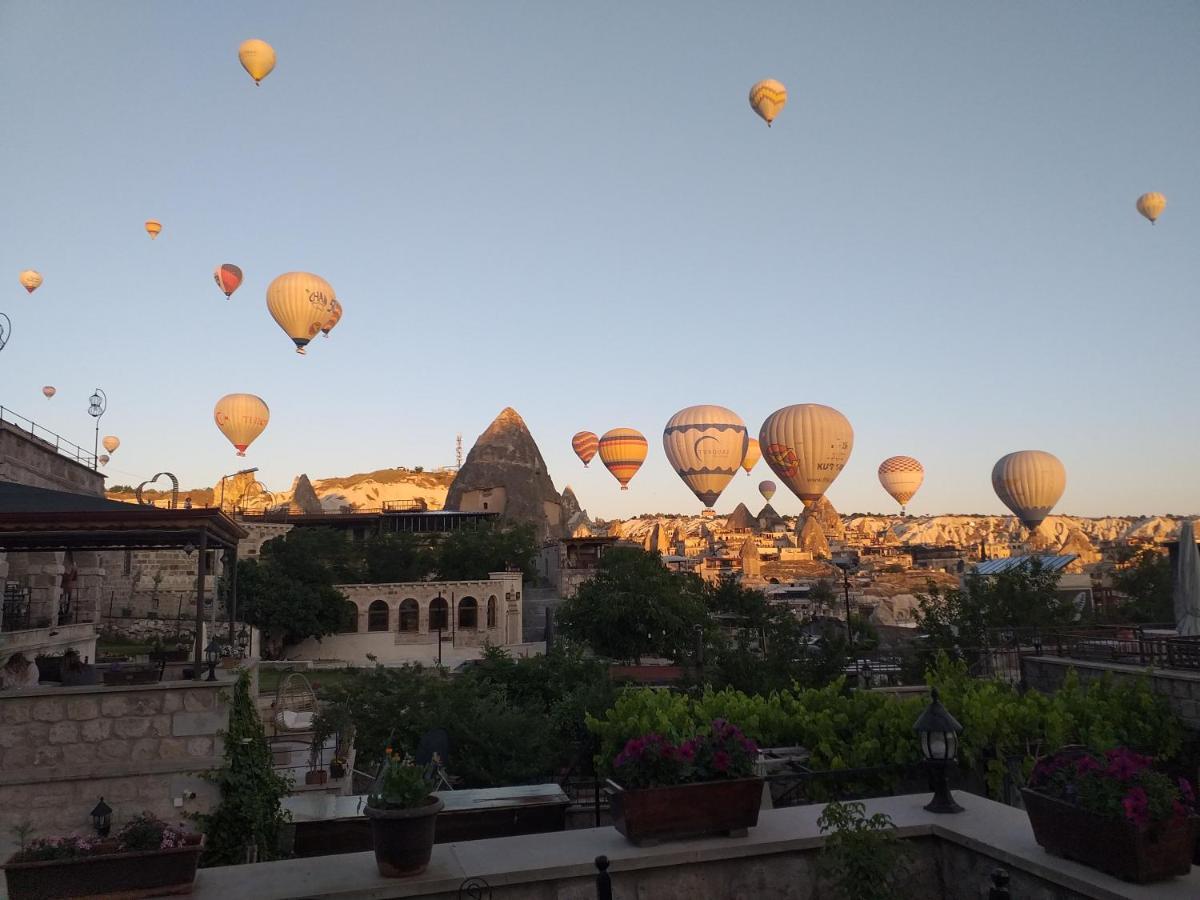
713;751;731;772
1122;787;1150;828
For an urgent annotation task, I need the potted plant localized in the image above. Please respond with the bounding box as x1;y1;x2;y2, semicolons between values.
605;719;762;846
363;749;443;877
304;767;329;786
3;814;203;899
330;753;348;780
1022;745;1197;883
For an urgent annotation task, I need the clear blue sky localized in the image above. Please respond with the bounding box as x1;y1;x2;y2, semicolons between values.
2;2;1197;520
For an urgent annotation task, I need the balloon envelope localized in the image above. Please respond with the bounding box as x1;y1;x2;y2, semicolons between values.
321;298;343;336
991;450;1066;532
749;79;787;126
1136;192;1166;224
571;431;598;467
98;454;109;466
266;272;336;354
598;428;647;491
214;393;270;456
758;404;853;506
19;270;42;293
144;220;161;239
238;39;276;84
102;436;120;454
878;456;925;510
758;480;776;502
741;438;761;475
41;386;56;399
662;405;748;508
213;264;244;299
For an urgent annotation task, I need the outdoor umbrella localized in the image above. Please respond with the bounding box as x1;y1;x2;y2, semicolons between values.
1174;520;1200;636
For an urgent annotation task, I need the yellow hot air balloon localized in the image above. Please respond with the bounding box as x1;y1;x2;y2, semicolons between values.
19;270;42;294
321;297;343;338
1136;192;1166;224
41;386;56;399
758;404;853;506
662;405;748;509
238;39;276;85
598;428;647;491
102;435;120;454
758;480;776;503
571;431;598;467
878;456;924;514
214;393;270;456
144;220;162;240
266;272;336;355
741;437;761;475
749;79;787;126
991;450;1066;533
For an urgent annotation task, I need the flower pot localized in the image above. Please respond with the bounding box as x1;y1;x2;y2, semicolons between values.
1022;788;1197;883
3;835;203;900
305;770;329;785
330;762;347;780
606;777;763;846
364;796;443;877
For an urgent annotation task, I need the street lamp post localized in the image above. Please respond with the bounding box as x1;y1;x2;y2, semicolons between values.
219;466;258;510
834;558;856;646
87;388;106;470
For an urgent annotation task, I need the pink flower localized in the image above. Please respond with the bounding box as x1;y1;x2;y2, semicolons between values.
713;750;731;772
1122;787;1150;828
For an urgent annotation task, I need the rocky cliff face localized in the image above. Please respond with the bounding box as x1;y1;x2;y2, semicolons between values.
288;474;323;515
444;407;565;541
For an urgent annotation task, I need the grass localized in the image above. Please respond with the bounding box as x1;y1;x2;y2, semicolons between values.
96;637;159;659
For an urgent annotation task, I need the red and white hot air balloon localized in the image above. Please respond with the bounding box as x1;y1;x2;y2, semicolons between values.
41;386;56;399
213;264;244;299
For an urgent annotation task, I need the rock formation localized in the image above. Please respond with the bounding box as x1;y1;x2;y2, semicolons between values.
757;503;784;531
797;515;831;558
444;407;565;541
724;503;757;532
739;536;762;578
288;474;323;515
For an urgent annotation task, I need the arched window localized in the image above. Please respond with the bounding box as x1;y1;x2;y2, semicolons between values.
487;596;497;628
339;602;360;633
367;600;389;632
459;597;478;629
399;599;419;633
429;597;449;631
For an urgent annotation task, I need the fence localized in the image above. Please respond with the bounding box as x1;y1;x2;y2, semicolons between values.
1043;625;1200;672
0;405;98;469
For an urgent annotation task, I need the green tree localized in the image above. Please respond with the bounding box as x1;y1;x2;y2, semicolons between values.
433;523;538;582
817;801;912;900
362;532;433;583
1110;548;1172;622
554;547;708;663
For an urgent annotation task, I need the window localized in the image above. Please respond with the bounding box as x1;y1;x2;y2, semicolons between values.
367;600;389;632
487;596;497;628
339;602;360;633
399;598;419;633
459;597;478;629
430;597;448;631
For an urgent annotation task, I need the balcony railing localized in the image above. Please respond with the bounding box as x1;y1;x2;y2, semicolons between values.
1043;625;1200;671
0;405;98;469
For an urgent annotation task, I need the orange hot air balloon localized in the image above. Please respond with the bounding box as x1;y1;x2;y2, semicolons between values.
102;435;120;454
19;270;42;294
42;386;56;399
213;264;244;299
598;428;647;490
571;431;598;467
214;393;270;456
1136;192;1166;225
144;220;162;240
321;297;343;337
741;437;761;475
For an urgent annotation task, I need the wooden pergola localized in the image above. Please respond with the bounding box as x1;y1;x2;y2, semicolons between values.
0;481;247;671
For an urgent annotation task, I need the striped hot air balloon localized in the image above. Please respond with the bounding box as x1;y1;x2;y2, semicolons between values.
741;437;761;475
1136;192;1166;224
571;431;598;467
759;404;853;507
991;450;1066;533
19;270;42;294
598;428;647;491
213;264;244;299
662;405;747;509
749;79;787;126
144;220;162;239
878;456;924;514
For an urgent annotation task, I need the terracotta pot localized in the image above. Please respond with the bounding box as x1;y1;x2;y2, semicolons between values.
330;762;347;780
607;777;763;846
3;835;203;899
364;796;443;877
1022;788;1197;883
305;770;329;785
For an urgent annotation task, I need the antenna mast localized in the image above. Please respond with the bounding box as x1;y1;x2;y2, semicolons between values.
455;433;463;469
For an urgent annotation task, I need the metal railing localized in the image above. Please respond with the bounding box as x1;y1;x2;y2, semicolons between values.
0;405;98;468
1044;626;1200;671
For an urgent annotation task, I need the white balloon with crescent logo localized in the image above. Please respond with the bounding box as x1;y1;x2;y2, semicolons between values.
991;450;1066;532
662;405;748;509
758;404;853;507
878;456;924;513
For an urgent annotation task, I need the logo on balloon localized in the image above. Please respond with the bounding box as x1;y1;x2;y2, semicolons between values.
766;443;799;477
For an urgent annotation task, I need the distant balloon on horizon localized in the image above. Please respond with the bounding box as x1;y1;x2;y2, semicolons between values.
238;39;276;85
41;386;56;399
878;456;925;514
749;79;787;126
213;264;244;299
19;270;42;294
102;435;120;454
1136;192;1166;224
991;450;1066;532
144;220;162;240
758;480;776;503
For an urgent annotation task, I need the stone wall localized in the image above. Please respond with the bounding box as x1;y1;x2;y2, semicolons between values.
0;419;104;496
1021;655;1200;730
0;676;236;837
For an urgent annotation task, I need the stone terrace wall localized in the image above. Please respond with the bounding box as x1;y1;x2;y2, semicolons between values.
0;420;104;496
0;675;238;837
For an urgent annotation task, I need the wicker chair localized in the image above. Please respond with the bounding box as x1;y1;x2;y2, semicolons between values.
272;672;317;735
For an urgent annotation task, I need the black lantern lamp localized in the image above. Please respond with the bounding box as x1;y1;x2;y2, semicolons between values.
204;638;221;682
914;687;964;813
236;626;250;657
91;797;112;836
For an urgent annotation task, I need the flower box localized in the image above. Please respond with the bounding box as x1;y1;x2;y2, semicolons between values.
305;770;329;785
3;835;204;899
607;777;763;846
1022;789;1195;883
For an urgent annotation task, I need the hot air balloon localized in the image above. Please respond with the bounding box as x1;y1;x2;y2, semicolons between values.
98;454;110;466
19;270;42;294
571;431;598;467
991;450;1066;533
238;39;276;85
214;393;270;456
598;428;647;491
741;437;761;475
266;272;336;355
144;220;162;240
749;79;787;126
321;297;343;338
662;405;748;509
102;435;120;454
1136;192;1166;224
758;480;776;503
213;264;244;299
759;404;853;507
41;386;55;399
878;456;924;514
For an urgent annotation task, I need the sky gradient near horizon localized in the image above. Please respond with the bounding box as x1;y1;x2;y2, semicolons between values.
2;2;1198;520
